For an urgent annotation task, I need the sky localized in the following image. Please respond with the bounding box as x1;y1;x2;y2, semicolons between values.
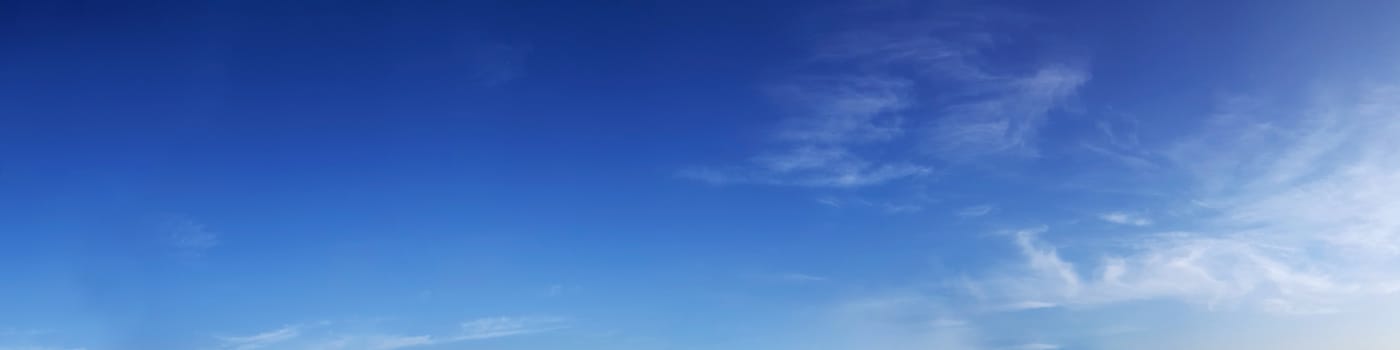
4;0;1400;349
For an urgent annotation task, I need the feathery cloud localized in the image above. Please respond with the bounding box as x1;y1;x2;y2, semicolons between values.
217;317;566;350
219;325;300;350
779;273;830;283
1098;212;1151;226
924;65;1088;159
969;85;1400;314
957;204;996;217
683;8;1086;187
457;316;568;341
165;216;219;259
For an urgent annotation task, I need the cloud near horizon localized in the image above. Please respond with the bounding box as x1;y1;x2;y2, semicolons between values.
215;316;568;350
766;82;1400;350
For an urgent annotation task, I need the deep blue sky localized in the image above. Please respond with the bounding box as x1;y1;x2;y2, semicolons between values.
5;1;1400;349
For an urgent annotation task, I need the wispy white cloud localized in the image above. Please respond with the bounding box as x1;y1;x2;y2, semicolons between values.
0;329;48;338
680;150;932;188
770;76;911;144
925;65;1088;159
811;196;926;213
956;204;996;217
813;295;984;350
219;325;300;350
0;329;81;350
1080;117;1160;170
1010;343;1061;350
456;316;568;341
683;8;1086;187
1097;212;1151;226
310;334;432;350
753;146;934;187
164;216;219;258
883;203;924;213
218;317;567;350
969;84;1400;315
1009;228;1082;300
544;284;566;297
999;300;1058;311
0;347;88;350
816;196;844;207
1081;142;1159;170
778;273;830;283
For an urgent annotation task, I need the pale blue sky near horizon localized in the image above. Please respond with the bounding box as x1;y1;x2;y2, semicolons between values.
5;1;1400;349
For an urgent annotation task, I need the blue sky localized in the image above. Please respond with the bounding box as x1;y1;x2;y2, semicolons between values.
5;0;1400;349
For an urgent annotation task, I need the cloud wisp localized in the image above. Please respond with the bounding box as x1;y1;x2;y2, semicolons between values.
969;85;1400;315
1097;212;1151;226
778;273;830;283
957;204;996;217
456;316;569;341
165;216;219;259
219;325;300;350
682;8;1087;187
924;65;1088;160
0;328;82;350
216;317;567;350
775;83;1400;350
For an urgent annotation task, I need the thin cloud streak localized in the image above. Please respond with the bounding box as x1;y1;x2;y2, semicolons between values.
957;204;996;217
1011;343;1061;350
456;316;568;341
925;65;1088;159
1098;212;1151;226
970;85;1400;314
683;9;1086;187
778;273;830;283
165;216;219;259
216;317;567;350
219;325;300;350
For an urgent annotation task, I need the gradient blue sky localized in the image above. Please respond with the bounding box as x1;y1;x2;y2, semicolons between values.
6;1;1400;349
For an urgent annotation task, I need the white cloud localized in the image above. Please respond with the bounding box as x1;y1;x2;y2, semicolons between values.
219;317;566;350
544;284;565;297
957;204;996;217
816;196;843;207
929;318;970;328
0;329;48;338
165;216;219;258
680;149;932;188
220;325;300;350
1010;343;1061;350
752;146;934;187
967;85;1400;315
363;335;432;350
1000;301;1058;311
1010;228;1082;299
1098;212;1151;226
883;203;924;213
310;334;432;350
778;273;829;283
925;65;1089;159
770;76;911;144
814;295;985;350
457;316;568;340
683;10;1086;187
0;329;80;350
1081;142;1159;170
1079;117;1160;170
